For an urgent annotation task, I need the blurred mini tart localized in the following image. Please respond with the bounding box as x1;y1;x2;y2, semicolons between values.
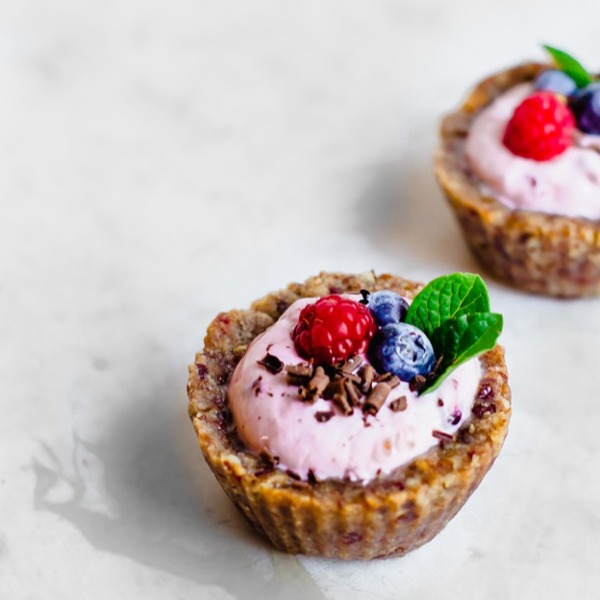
435;59;600;297
187;272;511;559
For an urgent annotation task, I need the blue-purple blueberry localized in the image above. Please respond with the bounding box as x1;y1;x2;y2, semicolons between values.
364;290;408;327
534;70;577;97
570;83;600;134
369;322;435;381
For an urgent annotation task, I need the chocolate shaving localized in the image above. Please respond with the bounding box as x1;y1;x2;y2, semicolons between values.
432;430;454;441
386;375;400;388
340;355;363;373
359;364;375;394
299;366;330;403
323;378;343;400
307;469;318;484
363;382;391;415
389;395;407;412
257;353;283;374
332;382;353;415
409;374;427;392
314;411;334;423
344;380;362;407
342;372;362;385
286;363;313;385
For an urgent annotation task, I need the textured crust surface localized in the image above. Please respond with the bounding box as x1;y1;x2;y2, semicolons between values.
435;62;600;297
187;272;511;559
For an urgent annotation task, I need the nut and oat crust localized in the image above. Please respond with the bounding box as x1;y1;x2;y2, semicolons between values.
187;272;511;559
435;62;600;297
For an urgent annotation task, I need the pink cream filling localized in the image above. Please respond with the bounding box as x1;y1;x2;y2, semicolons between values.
465;83;600;219
228;297;481;482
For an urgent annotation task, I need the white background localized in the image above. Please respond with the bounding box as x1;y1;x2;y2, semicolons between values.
1;1;599;598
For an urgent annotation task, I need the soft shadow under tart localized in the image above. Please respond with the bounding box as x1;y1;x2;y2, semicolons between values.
435;62;600;298
187;272;511;559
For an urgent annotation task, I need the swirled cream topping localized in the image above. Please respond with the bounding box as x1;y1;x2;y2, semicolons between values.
228;297;481;482
465;83;600;219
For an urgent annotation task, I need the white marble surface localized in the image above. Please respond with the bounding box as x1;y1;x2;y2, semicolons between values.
2;1;600;598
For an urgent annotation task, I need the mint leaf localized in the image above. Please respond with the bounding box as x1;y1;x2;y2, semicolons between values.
423;313;503;394
543;44;592;88
405;273;490;339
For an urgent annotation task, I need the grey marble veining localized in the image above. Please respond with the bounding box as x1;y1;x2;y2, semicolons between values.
1;1;600;598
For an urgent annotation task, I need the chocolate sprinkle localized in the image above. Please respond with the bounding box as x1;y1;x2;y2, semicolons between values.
437;398;444;407
257;353;283;374
389;396;408;412
359;289;371;305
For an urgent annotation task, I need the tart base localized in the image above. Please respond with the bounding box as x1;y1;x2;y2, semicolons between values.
435;63;600;298
187;272;511;559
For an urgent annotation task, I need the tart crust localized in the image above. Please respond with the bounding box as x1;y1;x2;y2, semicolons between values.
435;62;600;297
187;272;511;559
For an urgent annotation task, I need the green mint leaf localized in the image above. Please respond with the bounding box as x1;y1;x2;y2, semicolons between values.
405;273;490;339
422;312;503;394
543;44;592;88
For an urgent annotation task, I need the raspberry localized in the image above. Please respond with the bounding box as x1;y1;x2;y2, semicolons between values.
502;91;576;161
293;295;377;365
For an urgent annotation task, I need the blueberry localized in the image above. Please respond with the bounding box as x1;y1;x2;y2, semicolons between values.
364;290;409;327
534;70;577;97
369;323;435;381
570;83;600;134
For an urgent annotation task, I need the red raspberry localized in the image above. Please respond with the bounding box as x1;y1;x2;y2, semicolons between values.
502;91;576;161
293;295;376;365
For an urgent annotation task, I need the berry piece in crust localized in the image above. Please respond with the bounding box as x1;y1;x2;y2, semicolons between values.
187;272;511;560
435;62;600;297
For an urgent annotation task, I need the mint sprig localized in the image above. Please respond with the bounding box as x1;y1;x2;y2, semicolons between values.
428;312;503;394
543;44;593;88
405;273;489;339
405;273;502;394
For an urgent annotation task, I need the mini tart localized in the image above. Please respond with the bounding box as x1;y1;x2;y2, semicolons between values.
187;272;511;559
435;62;600;298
